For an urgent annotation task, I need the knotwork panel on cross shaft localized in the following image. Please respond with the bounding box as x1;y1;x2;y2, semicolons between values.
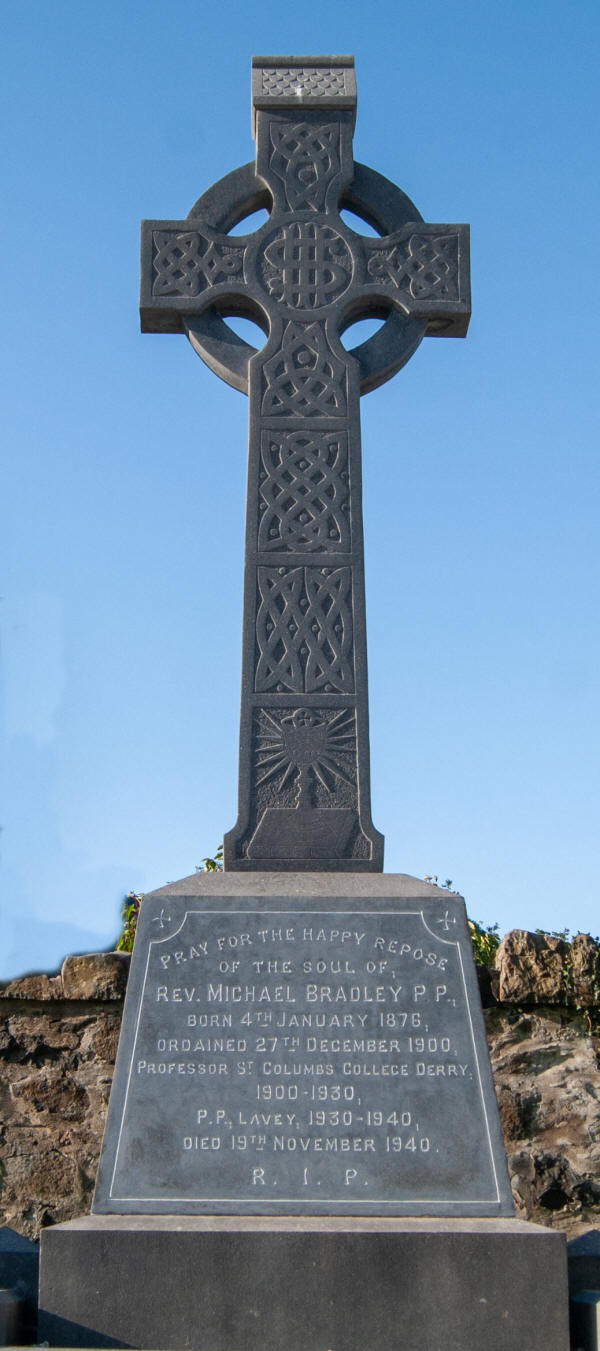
269;122;341;213
258;431;350;553
152;230;244;297
262;321;347;418
255;565;354;694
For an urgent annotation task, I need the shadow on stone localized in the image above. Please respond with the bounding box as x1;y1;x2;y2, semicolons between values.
0;1226;39;1343
38;1309;132;1348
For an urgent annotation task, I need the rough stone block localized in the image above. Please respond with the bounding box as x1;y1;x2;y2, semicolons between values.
0;973;62;1000
571;935;600;1006
0;1005;120;1239
61;953;130;1000
494;930;600;1007
495;929;568;1003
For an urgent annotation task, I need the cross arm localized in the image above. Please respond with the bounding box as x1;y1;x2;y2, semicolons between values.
356;222;470;337
139;219;250;333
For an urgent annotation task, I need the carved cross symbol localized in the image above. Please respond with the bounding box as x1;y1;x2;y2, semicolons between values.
437;910;457;932
151;907;171;930
140;56;470;871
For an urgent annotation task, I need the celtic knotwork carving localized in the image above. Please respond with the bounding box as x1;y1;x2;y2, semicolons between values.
262;321;346;417
255;565;354;693
366;233;459;301
261;223;352;310
269;123;341;212
258;432;350;553
261;67;348;97
152;231;245;297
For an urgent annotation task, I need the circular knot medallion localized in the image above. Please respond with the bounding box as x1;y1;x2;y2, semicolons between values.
260;222;352;310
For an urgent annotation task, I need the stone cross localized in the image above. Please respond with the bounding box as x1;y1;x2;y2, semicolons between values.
140;55;470;872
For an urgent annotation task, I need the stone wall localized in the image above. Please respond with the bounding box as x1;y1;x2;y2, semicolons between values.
1;936;599;1242
0;955;128;1239
484;930;600;1236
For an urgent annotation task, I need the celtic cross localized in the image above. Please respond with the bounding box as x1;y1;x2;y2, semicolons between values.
140;55;470;872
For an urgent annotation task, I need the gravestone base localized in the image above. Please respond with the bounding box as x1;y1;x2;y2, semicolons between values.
38;872;568;1347
38;1213;569;1351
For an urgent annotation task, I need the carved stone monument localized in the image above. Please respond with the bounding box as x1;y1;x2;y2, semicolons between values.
140;54;469;871
38;55;569;1351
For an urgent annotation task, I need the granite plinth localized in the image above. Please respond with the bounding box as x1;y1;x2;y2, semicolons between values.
38;1214;569;1351
92;873;512;1217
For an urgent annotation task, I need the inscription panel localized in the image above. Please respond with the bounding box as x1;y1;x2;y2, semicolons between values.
94;895;511;1215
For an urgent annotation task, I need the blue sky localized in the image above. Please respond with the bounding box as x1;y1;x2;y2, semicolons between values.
2;0;599;978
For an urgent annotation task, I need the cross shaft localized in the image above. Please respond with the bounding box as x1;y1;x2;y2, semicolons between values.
140;55;470;870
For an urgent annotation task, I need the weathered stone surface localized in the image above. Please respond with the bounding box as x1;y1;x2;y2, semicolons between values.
487;1007;600;1236
571;933;600;1005
0;973;62;1000
0;953;131;1005
61;952;130;1000
0;999;122;1241
495;930;569;1003
494;930;600;1006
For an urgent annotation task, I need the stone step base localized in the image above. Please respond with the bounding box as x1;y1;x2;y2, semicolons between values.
39;1214;569;1351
